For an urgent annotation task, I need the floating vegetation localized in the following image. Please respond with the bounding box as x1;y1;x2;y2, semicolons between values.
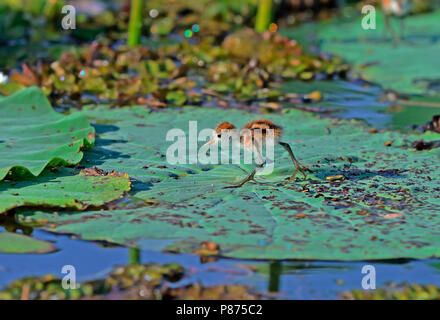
0;263;259;300
341;282;440;300
1;28;348;109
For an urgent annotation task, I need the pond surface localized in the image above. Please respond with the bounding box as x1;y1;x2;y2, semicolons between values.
2;227;440;299
279;79;440;131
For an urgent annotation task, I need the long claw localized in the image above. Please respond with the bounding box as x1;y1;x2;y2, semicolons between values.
224;178;256;189
297;163;312;179
281;162;312;185
224;162;267;189
278;141;312;184
225;178;267;188
224;180;249;189
225;183;246;189
223;170;256;189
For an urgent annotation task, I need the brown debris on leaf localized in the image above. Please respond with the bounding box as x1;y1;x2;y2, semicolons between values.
10;63;40;87
137;97;167;108
194;241;220;256
326;174;346;182
411;139;440;151
305;90;322;102
87;132;95;140
81;166;128;178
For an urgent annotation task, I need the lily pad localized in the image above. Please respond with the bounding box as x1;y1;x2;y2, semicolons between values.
18;106;440;261
0;87;95;180
0;232;55;254
282;9;440;95
0;168;131;214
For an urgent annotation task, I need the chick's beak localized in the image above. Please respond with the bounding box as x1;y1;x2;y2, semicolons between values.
203;138;216;148
202;138;217;156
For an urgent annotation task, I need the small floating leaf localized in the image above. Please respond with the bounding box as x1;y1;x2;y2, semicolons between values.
0;232;56;254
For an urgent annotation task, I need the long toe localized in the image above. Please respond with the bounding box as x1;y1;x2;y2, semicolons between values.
224;180;250;189
224;176;267;188
224;180;245;188
282;176;296;185
300;167;311;178
224;184;242;189
250;178;267;186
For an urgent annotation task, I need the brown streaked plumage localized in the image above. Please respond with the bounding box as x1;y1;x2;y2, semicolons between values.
240;119;283;150
203;119;311;188
241;120;283;140
215;122;237;132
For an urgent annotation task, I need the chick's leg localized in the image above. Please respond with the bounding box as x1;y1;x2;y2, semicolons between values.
225;136;265;188
279;141;311;183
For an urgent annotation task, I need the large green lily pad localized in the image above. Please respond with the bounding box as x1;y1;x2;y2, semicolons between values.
0;86;95;180
282;9;440;95
18;106;440;260
0;168;131;214
0;232;55;254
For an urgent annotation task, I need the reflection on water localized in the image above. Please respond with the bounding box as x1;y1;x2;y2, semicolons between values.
0;214;33;235
280;79;440;131
268;261;282;293
129;247;141;265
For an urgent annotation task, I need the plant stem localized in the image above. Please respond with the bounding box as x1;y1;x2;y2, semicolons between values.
268;261;282;292
129;247;141;265
255;0;273;33
127;0;144;46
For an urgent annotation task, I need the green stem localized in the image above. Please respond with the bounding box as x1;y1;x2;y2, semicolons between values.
268;261;282;292
127;0;144;46
255;0;273;33
129;247;141;265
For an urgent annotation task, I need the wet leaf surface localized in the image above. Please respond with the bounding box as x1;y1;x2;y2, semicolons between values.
0;87;95;180
0;167;131;214
0;232;55;254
